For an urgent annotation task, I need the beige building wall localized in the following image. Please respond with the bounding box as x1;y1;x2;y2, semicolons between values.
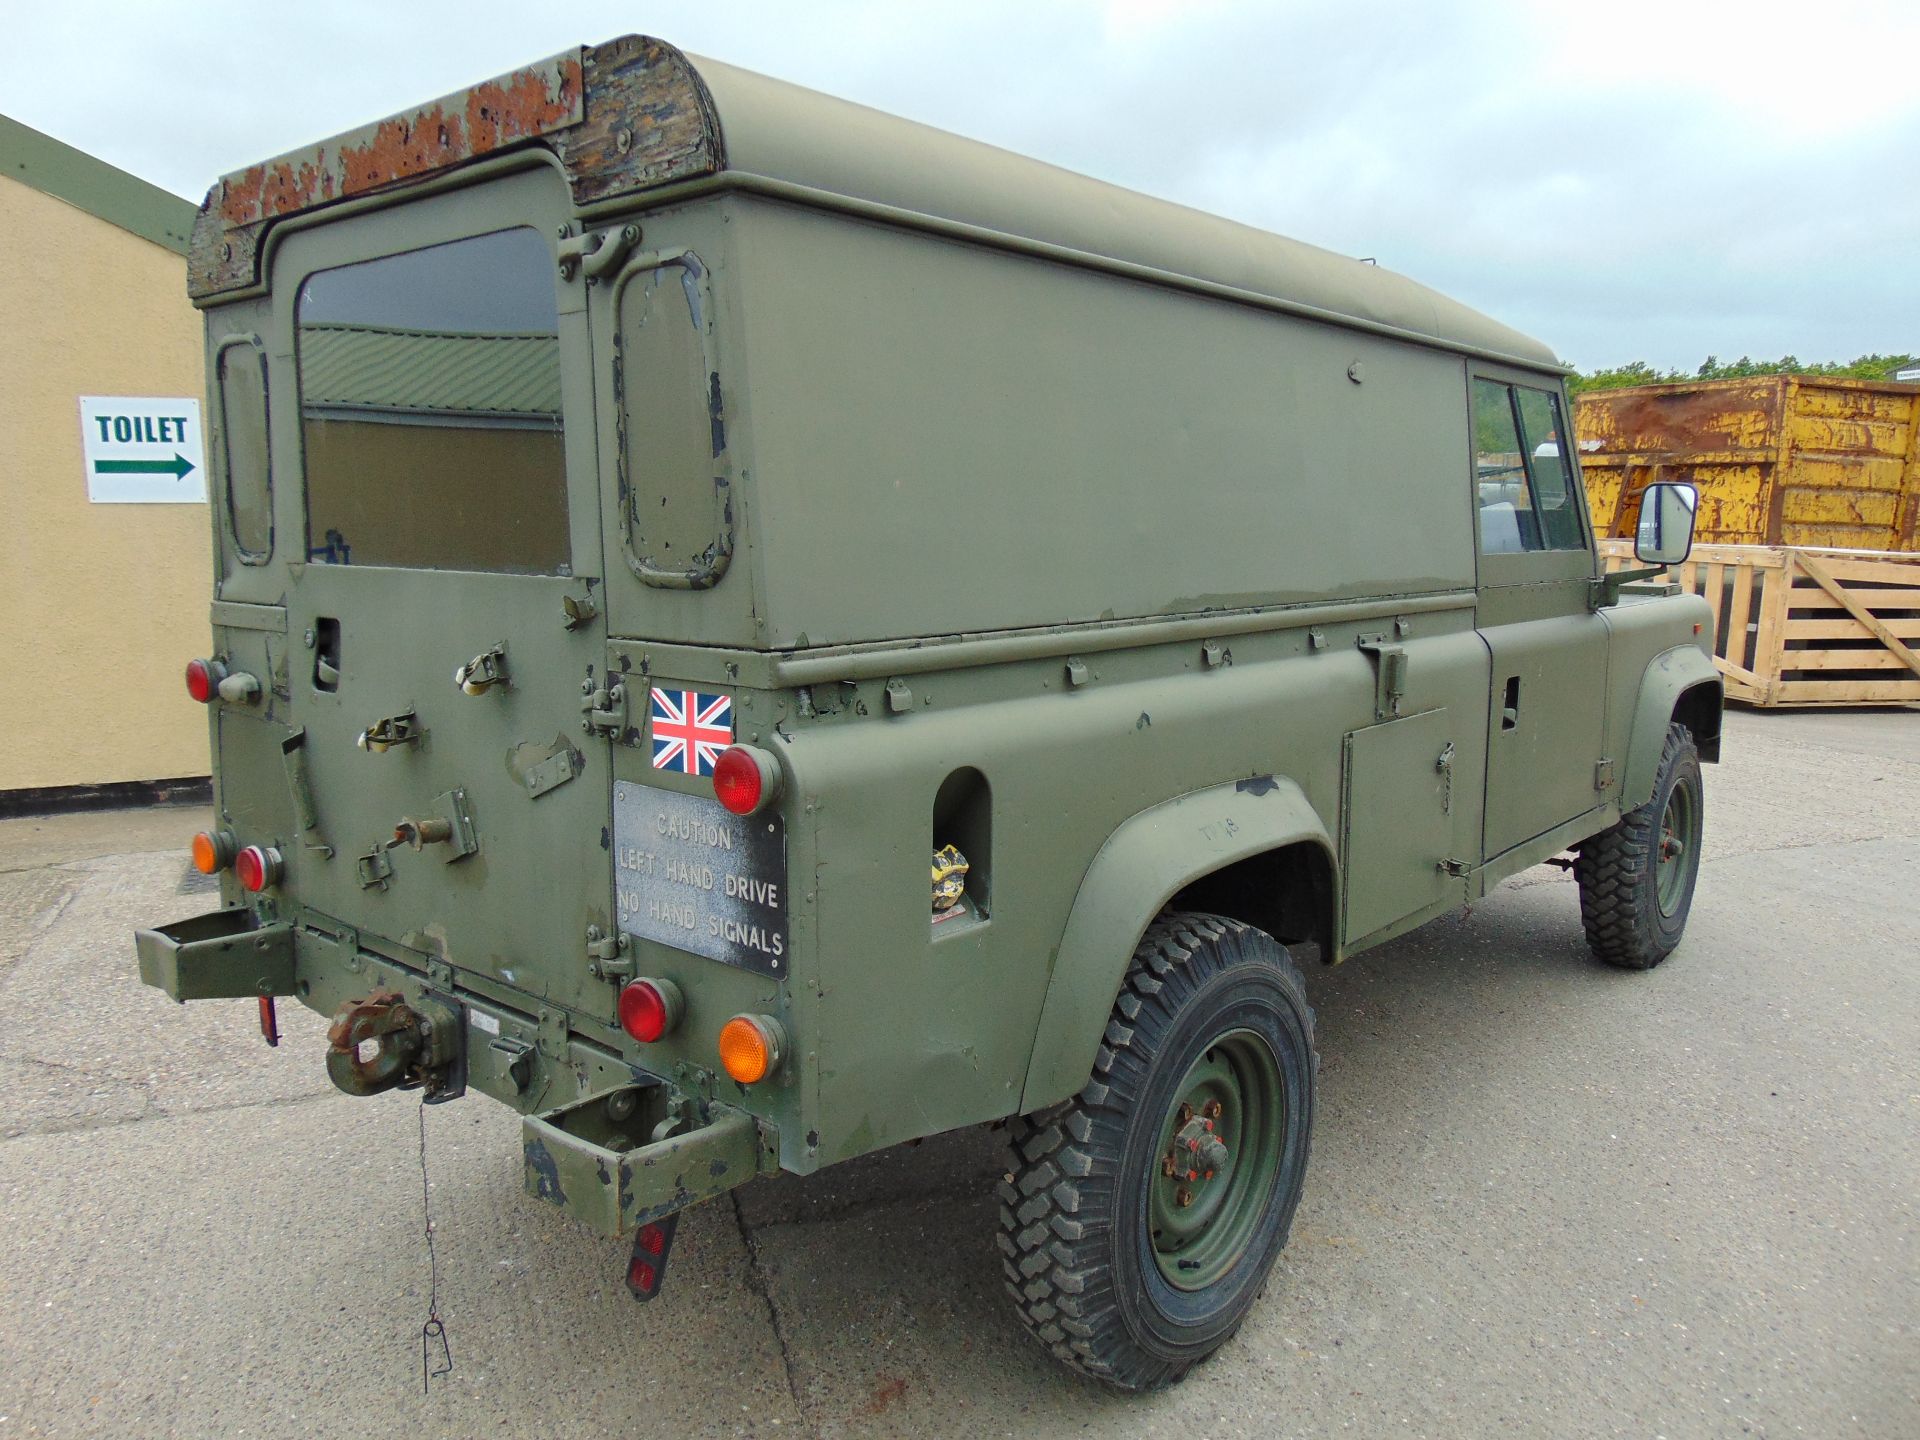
0;174;211;790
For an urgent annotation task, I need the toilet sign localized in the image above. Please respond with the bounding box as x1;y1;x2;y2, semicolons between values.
79;396;207;504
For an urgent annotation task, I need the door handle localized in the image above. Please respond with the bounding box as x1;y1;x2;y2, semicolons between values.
1501;675;1521;731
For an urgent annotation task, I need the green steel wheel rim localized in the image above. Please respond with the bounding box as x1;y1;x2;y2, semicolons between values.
1147;1028;1284;1291
1656;776;1699;918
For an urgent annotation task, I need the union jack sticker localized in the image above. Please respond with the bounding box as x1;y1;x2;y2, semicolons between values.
648;688;733;776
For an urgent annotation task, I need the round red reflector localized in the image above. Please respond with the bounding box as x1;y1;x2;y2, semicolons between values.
185;659;218;703
235;844;280;893
619;981;670;1043
712;747;763;816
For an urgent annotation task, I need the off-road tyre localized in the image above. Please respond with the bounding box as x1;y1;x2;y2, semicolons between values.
1575;722;1704;969
997;911;1316;1391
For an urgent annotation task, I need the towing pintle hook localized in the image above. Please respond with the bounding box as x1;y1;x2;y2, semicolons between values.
325;989;465;1099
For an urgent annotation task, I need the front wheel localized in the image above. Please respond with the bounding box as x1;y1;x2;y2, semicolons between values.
1575;722;1704;969
998;912;1316;1391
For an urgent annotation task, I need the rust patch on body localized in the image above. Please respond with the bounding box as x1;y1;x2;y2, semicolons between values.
190;39;723;303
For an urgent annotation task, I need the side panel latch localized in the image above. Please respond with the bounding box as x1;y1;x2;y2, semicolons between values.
1356;635;1408;721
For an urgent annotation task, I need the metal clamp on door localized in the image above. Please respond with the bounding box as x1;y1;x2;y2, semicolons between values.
1355;635;1408;721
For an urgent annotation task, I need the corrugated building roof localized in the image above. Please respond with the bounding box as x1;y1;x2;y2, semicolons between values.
299;324;560;420
0;114;194;253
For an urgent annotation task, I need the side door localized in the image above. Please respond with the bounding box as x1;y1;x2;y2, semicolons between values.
1471;369;1610;858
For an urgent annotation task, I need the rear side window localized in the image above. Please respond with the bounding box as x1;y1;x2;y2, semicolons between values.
295;227;569;574
214;335;273;561
1473;378;1585;554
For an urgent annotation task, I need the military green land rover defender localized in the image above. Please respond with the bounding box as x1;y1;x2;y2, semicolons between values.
137;36;1721;1390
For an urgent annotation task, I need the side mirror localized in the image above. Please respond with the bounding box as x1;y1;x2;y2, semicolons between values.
1634;481;1698;565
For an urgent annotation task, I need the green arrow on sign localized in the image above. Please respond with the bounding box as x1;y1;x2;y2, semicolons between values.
94;453;196;480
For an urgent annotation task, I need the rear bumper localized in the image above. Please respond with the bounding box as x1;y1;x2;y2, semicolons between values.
135;908;781;1230
135;909;293;1001
523;1084;777;1236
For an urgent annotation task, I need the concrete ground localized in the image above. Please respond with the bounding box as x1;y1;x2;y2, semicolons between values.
0;708;1914;1440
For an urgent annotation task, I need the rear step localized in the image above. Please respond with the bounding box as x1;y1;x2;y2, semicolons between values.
522;1082;776;1240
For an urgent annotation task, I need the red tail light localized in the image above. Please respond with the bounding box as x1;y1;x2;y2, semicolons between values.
235;844;283;893
618;977;684;1044
713;744;781;817
185;658;225;704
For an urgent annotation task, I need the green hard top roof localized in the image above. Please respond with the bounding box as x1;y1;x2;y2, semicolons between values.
687;52;1558;368
0;113;193;254
188;36;1559;369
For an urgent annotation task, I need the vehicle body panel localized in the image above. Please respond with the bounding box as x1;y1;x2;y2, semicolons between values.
150;35;1720;1235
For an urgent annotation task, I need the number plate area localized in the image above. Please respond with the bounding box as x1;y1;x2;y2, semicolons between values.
613;782;788;976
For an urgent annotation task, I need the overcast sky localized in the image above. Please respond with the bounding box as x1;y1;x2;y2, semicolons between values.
7;1;1915;372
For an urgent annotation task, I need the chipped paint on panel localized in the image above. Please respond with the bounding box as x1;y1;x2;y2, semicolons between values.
189;38;725;303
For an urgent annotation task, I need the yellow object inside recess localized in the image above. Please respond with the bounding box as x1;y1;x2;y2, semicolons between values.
931;844;970;912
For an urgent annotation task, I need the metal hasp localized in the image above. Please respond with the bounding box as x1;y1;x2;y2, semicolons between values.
135;909;294;1001
358;710;424;752
1355;635;1408;722
522;1083;775;1237
453;644;510;695
324;989;466;1100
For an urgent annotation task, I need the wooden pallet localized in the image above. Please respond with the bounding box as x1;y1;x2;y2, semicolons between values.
1599;540;1920;707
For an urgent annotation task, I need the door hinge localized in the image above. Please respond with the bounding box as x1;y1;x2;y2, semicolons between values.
585;924;633;982
581;674;630;741
1438;858;1472;878
1594;757;1616;792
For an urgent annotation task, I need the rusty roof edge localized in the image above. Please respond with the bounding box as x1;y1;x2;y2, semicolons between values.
0;112;195;254
187;37;725;304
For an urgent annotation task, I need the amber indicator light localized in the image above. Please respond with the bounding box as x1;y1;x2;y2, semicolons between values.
717;1014;783;1085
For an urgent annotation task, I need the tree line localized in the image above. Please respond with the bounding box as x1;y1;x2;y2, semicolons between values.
1569;354;1918;395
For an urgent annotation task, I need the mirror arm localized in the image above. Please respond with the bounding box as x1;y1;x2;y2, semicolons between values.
1592;564;1669;609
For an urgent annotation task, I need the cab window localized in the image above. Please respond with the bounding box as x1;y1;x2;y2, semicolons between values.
295;227;569;574
1473;378;1585;554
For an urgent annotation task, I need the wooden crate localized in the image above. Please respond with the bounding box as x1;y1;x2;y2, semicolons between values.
1599;540;1920;707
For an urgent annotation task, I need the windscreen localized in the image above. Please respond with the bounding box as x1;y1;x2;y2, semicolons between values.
295;227;569;573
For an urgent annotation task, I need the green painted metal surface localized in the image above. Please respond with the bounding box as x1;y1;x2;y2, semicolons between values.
0;112;194;253
141;35;1718;1234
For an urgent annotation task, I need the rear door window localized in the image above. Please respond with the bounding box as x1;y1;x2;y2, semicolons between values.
295;227;569;573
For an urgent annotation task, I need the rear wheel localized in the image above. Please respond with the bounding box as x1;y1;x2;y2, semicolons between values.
998;912;1316;1391
1575;722;1704;969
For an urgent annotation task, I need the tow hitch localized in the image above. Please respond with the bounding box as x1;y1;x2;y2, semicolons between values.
325;990;467;1101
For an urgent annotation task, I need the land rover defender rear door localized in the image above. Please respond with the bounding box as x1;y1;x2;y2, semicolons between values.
272;164;615;1020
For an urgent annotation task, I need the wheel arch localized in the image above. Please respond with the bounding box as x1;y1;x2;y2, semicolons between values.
1621;645;1722;810
1016;776;1336;1114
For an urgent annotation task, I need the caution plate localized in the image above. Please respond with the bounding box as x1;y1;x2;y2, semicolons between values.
613;782;788;976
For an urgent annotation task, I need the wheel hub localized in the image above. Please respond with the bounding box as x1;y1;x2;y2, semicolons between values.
1162;1109;1231;1198
1147;1032;1285;1291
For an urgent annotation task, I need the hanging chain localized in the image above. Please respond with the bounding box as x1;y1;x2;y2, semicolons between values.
418;1098;453;1393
